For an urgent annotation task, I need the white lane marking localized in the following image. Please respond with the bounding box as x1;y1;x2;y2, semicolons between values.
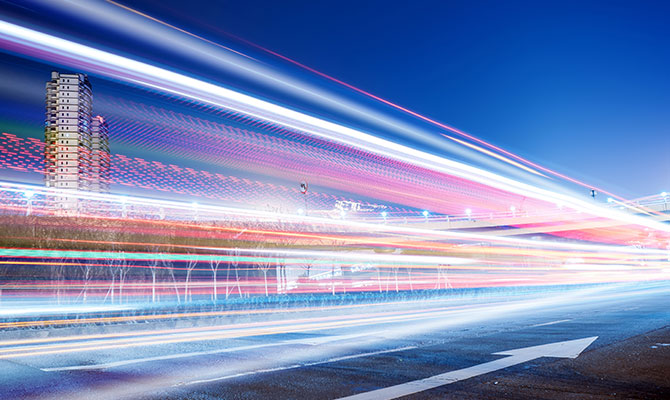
530;319;572;327
338;336;598;400
179;345;418;386
295;330;387;345
40;331;385;371
41;342;275;372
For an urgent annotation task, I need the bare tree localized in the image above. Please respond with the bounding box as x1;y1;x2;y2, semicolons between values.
117;253;130;304
103;258;117;304
435;264;452;290
0;263;7;305
76;262;91;304
162;258;181;304
208;257;221;302
184;256;198;302
407;265;414;292
148;255;160;303
392;266;399;292
376;266;383;293
226;248;242;299
77;259;92;304
275;257;287;294
259;256;272;297
51;257;67;305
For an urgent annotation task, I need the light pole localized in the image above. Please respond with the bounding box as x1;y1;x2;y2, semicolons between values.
23;190;34;216
300;180;308;216
23;190;35;239
381;210;387;223
422;210;429;222
465;208;472;221
192;201;199;221
120;196;127;218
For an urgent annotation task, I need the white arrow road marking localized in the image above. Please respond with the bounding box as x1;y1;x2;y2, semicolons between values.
338;336;598;400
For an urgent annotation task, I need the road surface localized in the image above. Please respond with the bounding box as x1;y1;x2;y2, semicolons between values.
1;282;669;399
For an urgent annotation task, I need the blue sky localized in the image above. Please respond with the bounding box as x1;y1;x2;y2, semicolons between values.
1;0;669;198
145;0;669;198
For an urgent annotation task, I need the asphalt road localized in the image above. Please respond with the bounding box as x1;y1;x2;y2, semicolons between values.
1;281;669;399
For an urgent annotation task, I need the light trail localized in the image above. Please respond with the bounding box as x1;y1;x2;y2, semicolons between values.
105;0;256;61
0;298;471;330
0;16;667;330
0;6;667;399
441;134;547;177
0;21;667;233
40;0;638;212
0;283;660;364
0;303;509;359
0;247;474;267
0;178;667;304
115;3;628;203
607;197;656;217
1;181;668;254
5;232;665;263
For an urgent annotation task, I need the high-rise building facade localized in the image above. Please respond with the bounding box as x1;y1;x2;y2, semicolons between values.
45;71;92;191
90;116;110;192
45;72;110;209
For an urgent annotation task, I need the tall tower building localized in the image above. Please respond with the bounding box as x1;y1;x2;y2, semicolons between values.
90;116;110;192
45;72;93;209
45;72;92;189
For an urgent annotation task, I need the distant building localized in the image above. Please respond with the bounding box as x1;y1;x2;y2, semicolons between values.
90;116;110;192
44;71;110;210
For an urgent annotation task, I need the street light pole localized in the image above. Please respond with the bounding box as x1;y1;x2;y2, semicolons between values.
300;180;308;216
24;190;34;216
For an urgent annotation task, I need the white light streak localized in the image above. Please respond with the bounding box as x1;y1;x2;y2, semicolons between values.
0;21;668;232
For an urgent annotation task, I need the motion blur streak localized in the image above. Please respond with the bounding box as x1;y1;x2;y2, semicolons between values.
1;181;668;254
105;0;549;180
105;0;255;61
0;4;668;400
0;285;629;360
159;5;626;201
0;180;668;309
0;21;666;232
441;134;546;177
0;303;519;359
